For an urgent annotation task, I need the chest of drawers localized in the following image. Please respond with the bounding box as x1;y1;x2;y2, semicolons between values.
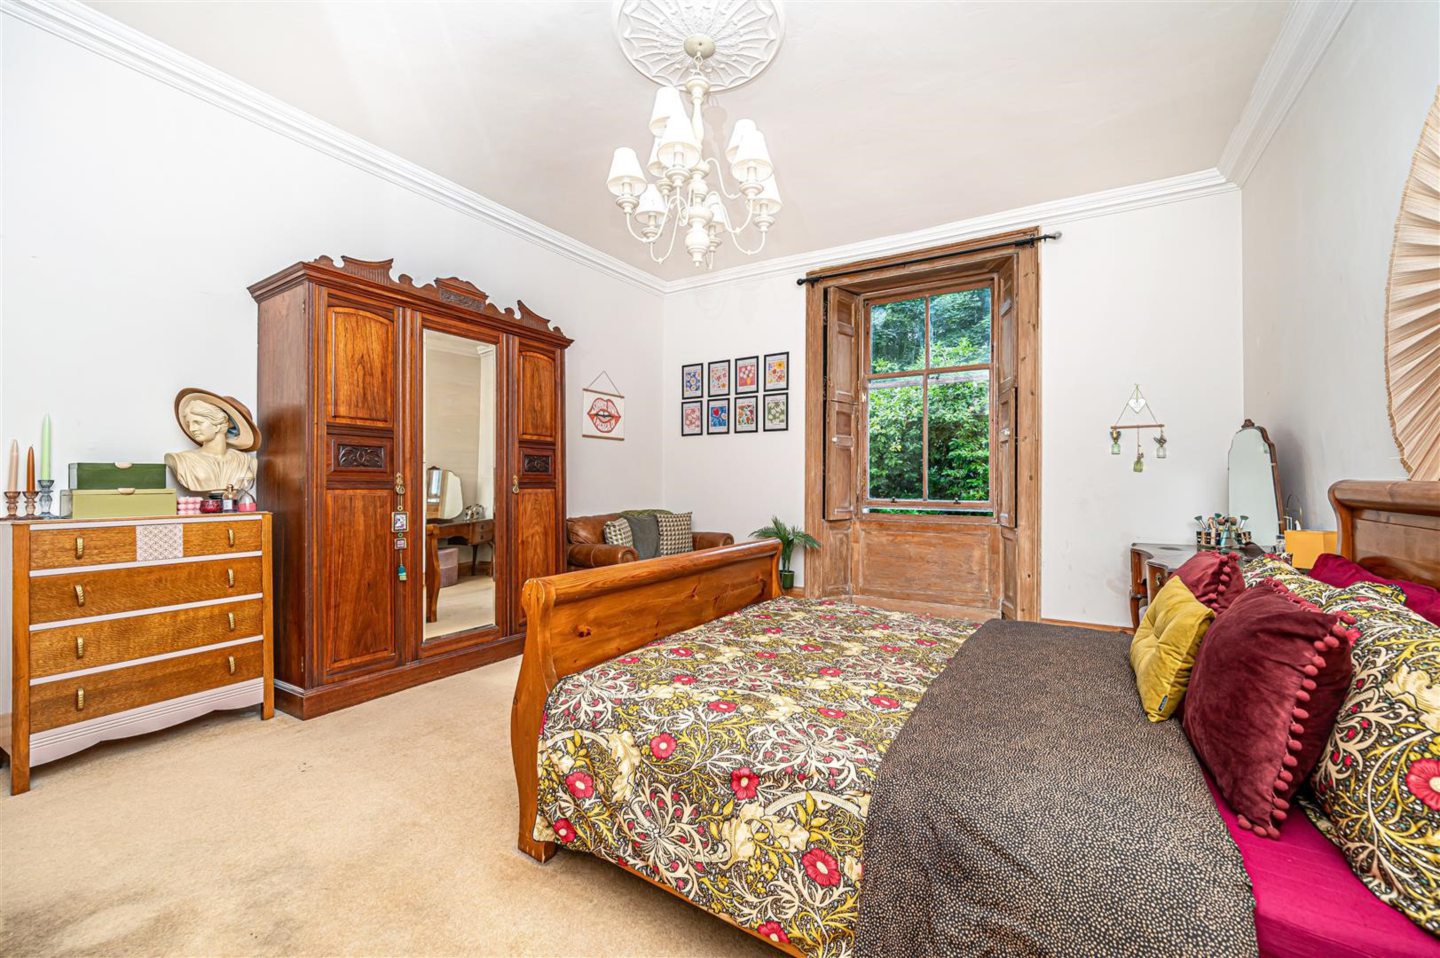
2;514;273;794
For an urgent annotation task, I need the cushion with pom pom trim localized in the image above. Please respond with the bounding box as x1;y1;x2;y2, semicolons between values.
1183;579;1355;838
1174;550;1246;613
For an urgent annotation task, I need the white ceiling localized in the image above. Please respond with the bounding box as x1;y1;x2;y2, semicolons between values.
87;0;1286;279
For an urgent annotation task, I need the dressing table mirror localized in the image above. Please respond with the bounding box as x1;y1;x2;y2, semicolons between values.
1227;419;1284;549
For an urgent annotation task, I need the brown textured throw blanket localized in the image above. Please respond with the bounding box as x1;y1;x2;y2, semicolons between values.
855;620;1257;958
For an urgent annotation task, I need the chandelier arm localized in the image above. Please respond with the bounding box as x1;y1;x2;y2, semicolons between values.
622;212;655;244
703;156;747;202
726;228;769;257
648;203;684;264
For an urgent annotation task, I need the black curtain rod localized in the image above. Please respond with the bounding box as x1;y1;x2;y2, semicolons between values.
796;232;1062;286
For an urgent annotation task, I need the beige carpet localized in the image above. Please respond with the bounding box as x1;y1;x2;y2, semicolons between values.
0;657;771;958
424;575;497;641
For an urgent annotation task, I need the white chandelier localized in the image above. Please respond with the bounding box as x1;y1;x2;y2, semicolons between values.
607;2;785;270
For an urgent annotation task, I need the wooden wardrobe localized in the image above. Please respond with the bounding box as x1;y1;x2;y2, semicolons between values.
250;255;570;718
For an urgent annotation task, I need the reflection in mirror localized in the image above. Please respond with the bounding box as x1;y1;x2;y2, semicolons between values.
1227;419;1283;549
423;330;498;642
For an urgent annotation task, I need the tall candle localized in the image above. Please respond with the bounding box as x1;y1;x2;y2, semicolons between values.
6;440;17;492
39;415;51;481
25;446;35;494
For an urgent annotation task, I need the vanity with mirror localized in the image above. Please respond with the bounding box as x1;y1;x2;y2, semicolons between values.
1128;419;1285;627
253;256;570;718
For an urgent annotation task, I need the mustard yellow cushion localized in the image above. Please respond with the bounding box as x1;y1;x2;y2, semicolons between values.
1130;575;1216;722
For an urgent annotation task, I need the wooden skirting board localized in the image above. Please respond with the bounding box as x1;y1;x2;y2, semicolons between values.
1040;617;1135;634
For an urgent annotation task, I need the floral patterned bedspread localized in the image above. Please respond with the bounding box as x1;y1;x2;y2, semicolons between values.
533;597;978;958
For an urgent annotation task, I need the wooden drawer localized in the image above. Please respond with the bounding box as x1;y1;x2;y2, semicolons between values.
30;598;264;679
31;640;264;733
30;526;136;570
30;557;264;625
183;520;262;557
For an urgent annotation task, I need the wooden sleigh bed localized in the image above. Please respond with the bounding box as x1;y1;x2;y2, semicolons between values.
509;480;1440;958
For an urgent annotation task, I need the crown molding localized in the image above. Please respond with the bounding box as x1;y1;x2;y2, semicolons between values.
3;0;670;296
663;168;1237;293
1217;0;1353;186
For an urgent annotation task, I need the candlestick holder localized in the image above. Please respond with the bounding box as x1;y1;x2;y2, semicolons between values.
3;492;18;520
36;479;56;520
21;491;38;518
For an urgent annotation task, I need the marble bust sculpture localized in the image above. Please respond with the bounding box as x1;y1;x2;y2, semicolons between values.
165;390;261;495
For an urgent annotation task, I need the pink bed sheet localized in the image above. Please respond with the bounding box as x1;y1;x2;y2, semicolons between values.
1205;774;1438;958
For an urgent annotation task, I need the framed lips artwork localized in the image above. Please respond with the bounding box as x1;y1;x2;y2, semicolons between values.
581;372;625;441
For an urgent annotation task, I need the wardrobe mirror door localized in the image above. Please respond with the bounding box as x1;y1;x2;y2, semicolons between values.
421;329;500;643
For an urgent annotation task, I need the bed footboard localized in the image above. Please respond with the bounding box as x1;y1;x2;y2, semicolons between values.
510;539;782;861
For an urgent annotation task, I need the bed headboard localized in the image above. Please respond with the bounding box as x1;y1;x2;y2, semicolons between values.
1329;480;1440;588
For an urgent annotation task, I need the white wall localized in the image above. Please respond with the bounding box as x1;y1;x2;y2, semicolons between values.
1;18;666;516
1241;1;1438;522
661;190;1245;625
661;275;808;576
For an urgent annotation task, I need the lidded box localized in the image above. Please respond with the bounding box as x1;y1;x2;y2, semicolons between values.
68;462;167;490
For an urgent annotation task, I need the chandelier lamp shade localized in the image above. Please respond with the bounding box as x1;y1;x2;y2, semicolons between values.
607;8;785;270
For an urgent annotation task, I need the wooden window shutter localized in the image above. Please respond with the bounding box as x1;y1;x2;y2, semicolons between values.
996;384;1018;528
824;287;860;521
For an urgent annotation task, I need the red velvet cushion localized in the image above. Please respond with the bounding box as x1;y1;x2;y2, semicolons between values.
1174;550;1246;613
1183;580;1357;837
1309;552;1440;626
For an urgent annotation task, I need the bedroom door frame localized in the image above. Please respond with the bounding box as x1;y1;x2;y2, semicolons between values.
802;228;1042;620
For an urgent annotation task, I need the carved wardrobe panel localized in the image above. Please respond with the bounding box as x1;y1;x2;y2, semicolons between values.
251;256;571;719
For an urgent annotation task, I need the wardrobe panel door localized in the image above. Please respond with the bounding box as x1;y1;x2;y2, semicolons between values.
320;487;403;678
509;339;564;627
517;347;557;442
326;298;400;427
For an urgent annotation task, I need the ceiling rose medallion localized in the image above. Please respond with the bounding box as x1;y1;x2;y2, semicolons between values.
607;0;786;270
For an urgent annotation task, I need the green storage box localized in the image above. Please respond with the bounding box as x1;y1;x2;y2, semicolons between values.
69;489;177;519
69;462;167;490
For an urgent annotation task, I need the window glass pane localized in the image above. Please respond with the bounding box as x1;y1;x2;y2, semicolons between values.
870;298;925;373
867;375;923;500
929;288;992;367
927;368;990;502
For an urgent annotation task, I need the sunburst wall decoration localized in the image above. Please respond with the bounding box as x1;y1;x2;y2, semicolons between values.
1385;89;1440;480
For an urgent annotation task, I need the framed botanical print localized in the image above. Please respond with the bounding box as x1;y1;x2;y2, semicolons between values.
681;363;704;399
681;400;703;436
734;395;758;433
734;355;759;394
707;397;731;434
763;351;789;392
708;359;731;396
763;392;788;431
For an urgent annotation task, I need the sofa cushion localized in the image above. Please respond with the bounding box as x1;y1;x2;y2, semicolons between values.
602;517;633;548
624;513;661;560
656;512;694;556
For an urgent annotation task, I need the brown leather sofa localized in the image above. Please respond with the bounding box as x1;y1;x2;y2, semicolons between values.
566;511;734;571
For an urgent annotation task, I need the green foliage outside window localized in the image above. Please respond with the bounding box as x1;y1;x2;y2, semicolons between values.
867;288;992;505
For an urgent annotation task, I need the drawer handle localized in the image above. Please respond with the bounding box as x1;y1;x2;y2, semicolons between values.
227;612;236;631
76;688;85;710
227;568;235;587
227;528;235;547
76;636;85;659
74;585;86;607
75;536;84;559
228;655;237;675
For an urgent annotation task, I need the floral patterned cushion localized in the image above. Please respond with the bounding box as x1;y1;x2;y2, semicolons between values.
1305;583;1440;936
534;597;979;958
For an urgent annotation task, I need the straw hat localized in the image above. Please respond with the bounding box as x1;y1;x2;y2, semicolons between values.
173;388;261;452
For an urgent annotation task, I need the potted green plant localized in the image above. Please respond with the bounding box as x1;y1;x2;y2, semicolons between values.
749;516;820;591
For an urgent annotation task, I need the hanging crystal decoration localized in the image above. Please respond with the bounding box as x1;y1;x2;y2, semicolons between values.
1108;385;1168;474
